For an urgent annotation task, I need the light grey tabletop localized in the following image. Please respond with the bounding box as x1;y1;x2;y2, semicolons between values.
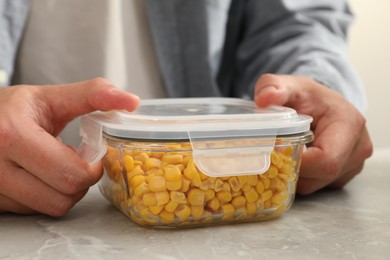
1;149;389;260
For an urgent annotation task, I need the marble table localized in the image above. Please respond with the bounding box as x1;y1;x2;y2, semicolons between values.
1;149;389;260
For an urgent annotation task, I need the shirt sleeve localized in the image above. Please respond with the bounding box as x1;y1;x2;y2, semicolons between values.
232;0;366;112
0;0;31;87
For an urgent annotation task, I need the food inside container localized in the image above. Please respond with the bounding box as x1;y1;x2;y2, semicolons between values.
79;98;313;228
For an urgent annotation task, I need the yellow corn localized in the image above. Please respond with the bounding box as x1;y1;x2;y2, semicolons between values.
266;165;279;178
228;177;241;192
231;195;246;209
135;152;149;163
164;165;182;181
170;191;187;204
162;154;183;164
145;158;161;170
124;155;134;172
159;210;175;224
255;181;265;194
191;205;204;220
127;165;145;180
216;190;232;204
134;182;149;197
204;189;215;202
244;188;259;203
207;198;220;212
246;203;257;216
237;175;248;188
261;189;273;202
221;204;235;220
166;180;182;191
149;205;164;215
130;175;145;189
214;178;224;192
164;200;179;212
180;178;191;193
175;204;191;222
146;175;166;192
142;192;157;206
155;191;170;206
247;175;258;186
188;188;205;206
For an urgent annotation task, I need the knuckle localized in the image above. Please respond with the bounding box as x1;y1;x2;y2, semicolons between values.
47;197;75;217
60;170;88;194
320;156;342;181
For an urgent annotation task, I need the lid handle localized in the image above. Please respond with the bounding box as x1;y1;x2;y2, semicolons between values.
77;116;106;164
188;129;276;177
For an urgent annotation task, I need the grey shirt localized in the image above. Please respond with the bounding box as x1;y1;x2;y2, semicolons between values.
0;0;366;112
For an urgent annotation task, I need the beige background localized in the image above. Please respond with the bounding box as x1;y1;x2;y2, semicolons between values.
349;0;390;149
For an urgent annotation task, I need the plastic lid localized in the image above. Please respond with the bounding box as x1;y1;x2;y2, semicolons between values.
79;98;313;177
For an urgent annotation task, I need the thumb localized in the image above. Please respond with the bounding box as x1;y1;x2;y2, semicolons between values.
38;78;140;134
253;74;293;108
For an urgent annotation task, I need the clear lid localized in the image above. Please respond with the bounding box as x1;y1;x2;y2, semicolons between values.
79;98;313;177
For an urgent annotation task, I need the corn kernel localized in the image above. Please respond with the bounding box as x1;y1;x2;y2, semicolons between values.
164;200;179;212
142;192;157;206
221;204;235;220
200;180;210;191
146;175;166;192
175;204;191;222
228;177;241;192
207;197;220;212
247;175;258;186
255;181;265;194
135;152;149;162
188;188;206;206
261;189;273;202
242;184;252;192
164;165;182;181
244;188;259;203
134;182;149;197
216;190;232;204
247;203;257;216
124;155;134;172
180;178;191;192
214;178;224;192
159;210;175;224
145;158;161;170
260;178;271;189
204;189;215;202
191;205;204;220
170;191;187;204
166;180;182;191
280;164;294;175
146;168;164;176
127;165;145;180
130;175;145;189
163;154;183;164
155;191;170;206
271;192;288;205
271;151;282;168
266;165;279;179
264;199;272;209
237;175;248;188
231;195;246;209
149;205;164;215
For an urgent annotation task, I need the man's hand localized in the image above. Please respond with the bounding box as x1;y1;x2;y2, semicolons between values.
254;74;373;195
0;78;140;216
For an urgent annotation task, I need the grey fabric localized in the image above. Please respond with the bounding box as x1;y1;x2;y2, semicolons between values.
1;0;366;111
0;0;31;86
145;0;221;97
219;0;366;110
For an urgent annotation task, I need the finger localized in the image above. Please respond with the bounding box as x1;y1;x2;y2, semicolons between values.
0;194;37;215
297;163;364;195
7;128;103;195
0;162;88;216
38;78;140;135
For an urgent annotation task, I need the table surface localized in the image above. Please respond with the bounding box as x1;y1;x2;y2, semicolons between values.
1;149;390;260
